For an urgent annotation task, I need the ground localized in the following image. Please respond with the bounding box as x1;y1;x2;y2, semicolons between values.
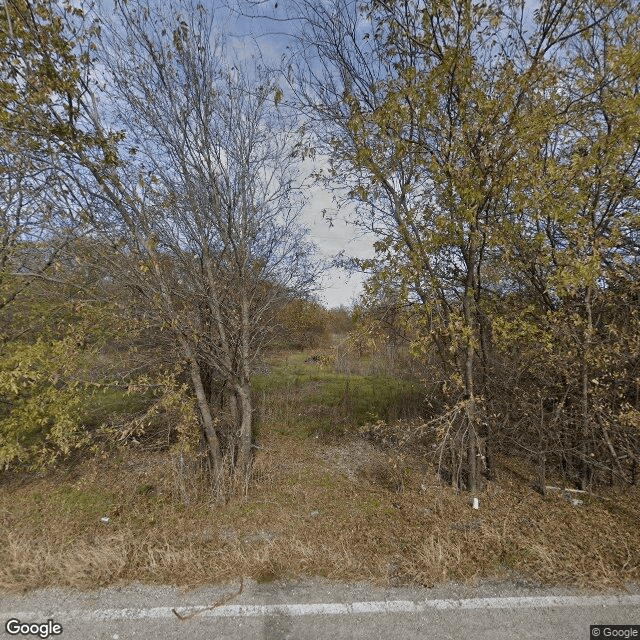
1;350;639;593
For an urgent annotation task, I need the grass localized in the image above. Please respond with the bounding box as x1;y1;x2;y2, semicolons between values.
0;348;639;593
81;386;158;427
1;436;639;592
253;351;428;438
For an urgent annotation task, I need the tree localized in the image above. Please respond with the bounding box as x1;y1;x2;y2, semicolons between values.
496;0;640;489
0;0;98;318
48;0;321;491
0;0;106;468
274;298;330;349
256;0;639;490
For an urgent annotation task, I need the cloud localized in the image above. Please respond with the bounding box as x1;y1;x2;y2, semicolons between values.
298;164;374;308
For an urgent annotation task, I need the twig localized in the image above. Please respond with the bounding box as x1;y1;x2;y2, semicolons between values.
172;577;244;621
545;485;615;502
545;485;588;494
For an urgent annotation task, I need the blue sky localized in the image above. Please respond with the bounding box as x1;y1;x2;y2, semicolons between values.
222;3;374;309
94;0;373;308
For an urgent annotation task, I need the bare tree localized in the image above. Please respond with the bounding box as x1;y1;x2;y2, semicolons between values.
52;0;321;491
0;152;63;317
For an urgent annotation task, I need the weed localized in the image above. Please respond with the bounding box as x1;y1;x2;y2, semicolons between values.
52;487;116;521
0;349;639;592
136;484;155;496
361;497;381;514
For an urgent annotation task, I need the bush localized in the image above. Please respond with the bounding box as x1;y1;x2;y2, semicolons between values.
0;338;89;470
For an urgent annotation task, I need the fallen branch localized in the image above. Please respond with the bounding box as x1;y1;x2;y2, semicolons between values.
545;485;614;502
545;486;588;494
172;577;244;621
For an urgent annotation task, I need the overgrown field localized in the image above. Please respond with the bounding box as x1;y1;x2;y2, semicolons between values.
1;349;639;593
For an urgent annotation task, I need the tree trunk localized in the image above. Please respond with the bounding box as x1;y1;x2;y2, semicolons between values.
580;358;589;490
580;286;593;490
538;453;546;497
467;400;477;494
485;422;494;481
463;231;477;494
235;382;253;476
451;448;458;489
235;285;253;479
189;360;223;477
143;244;225;478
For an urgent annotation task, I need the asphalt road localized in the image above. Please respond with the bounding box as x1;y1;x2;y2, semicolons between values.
2;579;639;640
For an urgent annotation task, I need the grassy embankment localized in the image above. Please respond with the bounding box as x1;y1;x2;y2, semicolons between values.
1;350;639;592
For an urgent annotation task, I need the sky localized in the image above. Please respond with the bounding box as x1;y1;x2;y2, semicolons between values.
221;3;374;309
92;0;373;308
91;0;547;309
220;0;537;309
297;174;374;309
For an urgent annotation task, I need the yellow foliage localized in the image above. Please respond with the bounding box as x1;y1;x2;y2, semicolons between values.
0;339;88;470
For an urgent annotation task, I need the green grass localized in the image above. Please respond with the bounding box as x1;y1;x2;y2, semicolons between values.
69;350;424;437
81;386;157;427
46;487;117;525
253;353;427;437
308;375;424;424
251;353;339;392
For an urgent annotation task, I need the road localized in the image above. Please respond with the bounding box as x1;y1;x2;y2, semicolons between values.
2;579;639;639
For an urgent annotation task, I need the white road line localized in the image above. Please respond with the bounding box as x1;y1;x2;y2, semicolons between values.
4;594;640;621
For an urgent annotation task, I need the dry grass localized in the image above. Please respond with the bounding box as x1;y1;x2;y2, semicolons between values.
1;426;639;593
